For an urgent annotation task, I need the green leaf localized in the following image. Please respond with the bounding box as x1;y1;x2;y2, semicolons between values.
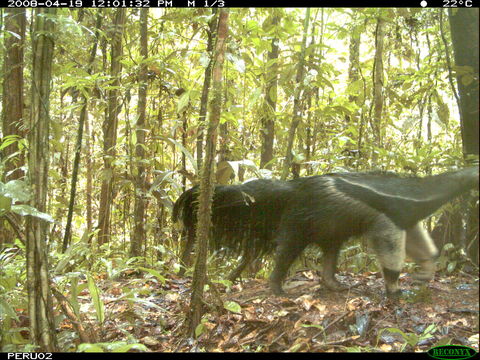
195;323;205;338
212;279;233;289
346;79;363;96
0;195;12;214
176;91;190;114
112;343;148;352
288;343;303;352
87;274;105;324
138;267;166;284
378;327;407;343
246;20;259;32
0;135;21;151
301;324;324;329
11;205;54;222
227;53;245;73
1;180;31;203
159;137;198;174
421;324;436;338
434;337;452;347
447;261;457;274
0;298;19;320
9;329;29;345
122;297;164;311
223;300;242;314
248;88;262;108
54;242;89;274
0;276;18;291
78;344;105;352
68;274;83;318
268;86;278;103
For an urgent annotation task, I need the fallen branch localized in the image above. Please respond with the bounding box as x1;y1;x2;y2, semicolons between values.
2;213;25;245
51;284;95;343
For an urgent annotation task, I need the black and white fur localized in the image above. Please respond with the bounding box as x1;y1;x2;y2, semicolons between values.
173;166;478;297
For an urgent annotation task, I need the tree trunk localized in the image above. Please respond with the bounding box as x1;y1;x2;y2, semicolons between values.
371;15;385;165
305;9;323;175
26;9;58;351
187;8;229;337
131;9;149;257
181;10;217;273
97;9;126;245
218;78;230;165
448;9;479;264
85;110;93;237
345;14;362;167
196;9;218;171
465;198;479;265
1;9;26;248
448;8;479;157
304;11;317;173
281;8;310;180
1;9;26;181
348;21;361;103
431;204;464;250
260;13;280;170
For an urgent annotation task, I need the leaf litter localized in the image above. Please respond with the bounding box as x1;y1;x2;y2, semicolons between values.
57;269;479;352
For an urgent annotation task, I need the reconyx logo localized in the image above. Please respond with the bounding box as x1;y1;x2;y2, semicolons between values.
427;345;478;360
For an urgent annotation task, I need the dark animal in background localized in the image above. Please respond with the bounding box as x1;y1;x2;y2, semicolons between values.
173;166;479;297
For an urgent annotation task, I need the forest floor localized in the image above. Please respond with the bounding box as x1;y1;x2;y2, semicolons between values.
66;268;480;353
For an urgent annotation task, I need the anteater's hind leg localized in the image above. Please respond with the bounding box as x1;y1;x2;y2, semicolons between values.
366;215;406;298
406;223;438;281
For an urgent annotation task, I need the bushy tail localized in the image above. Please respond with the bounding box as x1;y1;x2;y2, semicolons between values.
334;166;479;229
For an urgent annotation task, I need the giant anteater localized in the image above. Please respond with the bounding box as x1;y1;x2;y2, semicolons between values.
173;166;478;297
